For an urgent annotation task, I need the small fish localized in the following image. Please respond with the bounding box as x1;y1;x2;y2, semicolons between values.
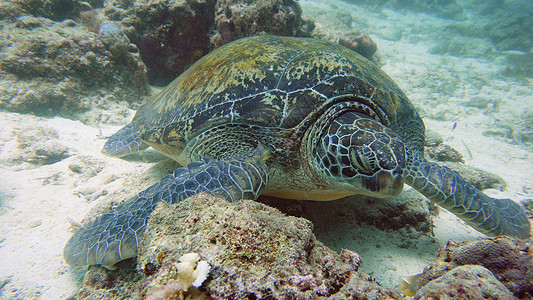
399;273;424;297
452;122;457;130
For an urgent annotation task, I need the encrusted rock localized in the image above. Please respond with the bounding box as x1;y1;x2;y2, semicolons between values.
414;265;516;300
306;8;378;61
4;0;99;22
0;15;149;118
101;0;313;85
212;0;314;48
75;194;401;299
98;22;130;57
426;143;464;163
77;260;142;299
139;194;400;299
417;236;533;298
338;34;377;60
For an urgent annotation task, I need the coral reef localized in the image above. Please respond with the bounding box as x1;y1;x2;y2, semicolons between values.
75;194;401;299
101;0;313;85
212;0;314;48
139;194;400;299
98;22;131;57
306;8;379;61
0;14;149;119
338;34;377;60
414;265;515;299
1;0;314;116
426;143;464;163
8;0;100;22
102;0;215;86
77;259;143;299
416;236;533;298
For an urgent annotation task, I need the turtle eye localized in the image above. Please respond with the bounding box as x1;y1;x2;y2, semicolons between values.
350;146;378;174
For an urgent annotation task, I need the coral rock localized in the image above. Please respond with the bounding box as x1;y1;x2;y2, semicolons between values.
426;143;464;163
414;265;516;300
0;15;149;118
74;194;401;299
418;237;533;298
102;0;313;85
338;34;378;60
139;193;400;299
212;0;314;48
98;22;131;57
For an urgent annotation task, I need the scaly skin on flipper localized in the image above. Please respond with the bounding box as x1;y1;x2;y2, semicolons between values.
406;155;530;239
63;156;268;268
102;123;149;157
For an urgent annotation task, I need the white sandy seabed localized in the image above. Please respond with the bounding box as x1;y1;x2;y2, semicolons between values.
0;0;532;298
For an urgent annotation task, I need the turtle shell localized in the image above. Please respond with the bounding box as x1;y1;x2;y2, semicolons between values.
133;35;424;157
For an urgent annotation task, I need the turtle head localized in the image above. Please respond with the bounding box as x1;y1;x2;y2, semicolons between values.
314;111;406;197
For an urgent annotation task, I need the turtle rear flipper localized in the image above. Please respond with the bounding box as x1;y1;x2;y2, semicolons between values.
406;157;531;239
102;122;149;157
63;157;268;268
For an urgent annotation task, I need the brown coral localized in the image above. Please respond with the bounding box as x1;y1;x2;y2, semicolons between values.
418;236;533;298
0;15;149;118
212;0;314;48
138;193;401;299
74;193;401;299
414;265;515;300
338;34;377;60
102;0;313;86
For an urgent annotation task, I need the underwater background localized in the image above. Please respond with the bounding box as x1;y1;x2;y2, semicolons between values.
0;0;532;298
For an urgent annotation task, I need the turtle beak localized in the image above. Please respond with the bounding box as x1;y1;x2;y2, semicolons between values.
361;169;404;197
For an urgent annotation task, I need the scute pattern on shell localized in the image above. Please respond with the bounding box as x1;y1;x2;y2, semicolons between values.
132;35;421;157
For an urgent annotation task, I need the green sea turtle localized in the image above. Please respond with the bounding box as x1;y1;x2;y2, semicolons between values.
64;35;531;268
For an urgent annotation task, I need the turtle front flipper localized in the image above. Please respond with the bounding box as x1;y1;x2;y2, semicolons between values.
63;156;268;268
406;155;530;239
102;122;149;157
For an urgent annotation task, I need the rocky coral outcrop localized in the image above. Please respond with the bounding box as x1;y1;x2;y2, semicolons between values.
1;0;101;22
100;0;314;86
415;236;533;298
212;0;314;48
140;194;400;299
0;14;149;120
426;144;464;163
75;194;401;299
305;8;379;62
414;265;515;300
0;0;315;117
